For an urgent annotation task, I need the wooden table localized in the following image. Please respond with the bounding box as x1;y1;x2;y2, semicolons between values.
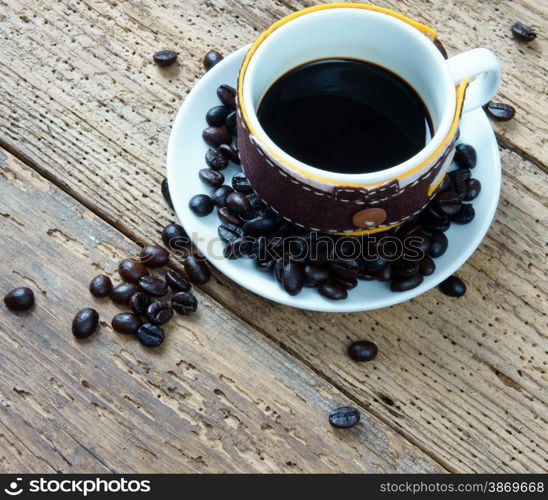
0;0;546;473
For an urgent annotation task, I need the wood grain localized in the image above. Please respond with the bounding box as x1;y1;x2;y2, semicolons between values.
0;147;442;473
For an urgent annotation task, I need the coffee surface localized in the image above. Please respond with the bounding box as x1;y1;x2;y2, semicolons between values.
257;58;432;174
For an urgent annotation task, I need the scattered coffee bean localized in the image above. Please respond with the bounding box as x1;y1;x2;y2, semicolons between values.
225;111;237;134
112;312;142;334
202;126;232;148
319;281;348;300
89;275;113;298
484;101;516;121
419;256;436;276
329;407;360;429
348;340;378;362
184;255;211;284
464;178;481;201
218;144;240;164
203;50;224;71
428;231;449;258
4;287;35;311
216;84;237;109
146;301;173;325
160;178;174;210
138;276;168;297
451;203;475;224
129;292;151;316
189;194;214;216
199;168;225;188
218;207;243;226
171;291;198;314
439;275;466;297
110;283;138;305
454;143;477;169
205;148;229;170
165;269;191;292
139;245;169;268
511;22;537;42
226;192;251;214
72;308;99;338
433;38;448;59
161;223;188;250
136;323;164;347
390;274;424;292
231;172;253;194
212;185;234;207
118;259;149;283
153;50;177;67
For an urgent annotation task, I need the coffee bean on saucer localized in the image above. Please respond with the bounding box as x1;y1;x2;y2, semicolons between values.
165;269;191;292
110;283;138;305
161;178;173;210
226;192;251;215
161;223;188;250
333;275;358;290
216;84;237;109
218;144;240;165
129;292;151;316
454;144;477;170
89;275;113;298
419;256;436;276
374;262;393;282
348;340;378;362
138;276;168;297
199;168;225;188
205;105;230;127
184;255;211;284
436;191;462;216
203;50;224;71
218;207;243;226
118;259;149;283
484;101;516;121
225;111;237;135
450;203;475;224
189;194;214;216
4;287;35;311
428;230;449;258
202;126;232;148
146;301;173;325
464;179;481;201
212;185;234;207
72;308;99;338
153;49;177;67
224;236;254;259
361;256;387;273
139;245;169;268
112;312;142;334
393;259;420;277
319;281;348;300
137;323;164;347
330;259;359;280
304;265;330;285
329;407;360;429
449;168;472;183
439;275;466;297
205;148;229;171
218;223;244;243
433;38;448;59
390;274;424;292
231;173;253;194
511;23;537;42
171;291;198;314
242;214;281;236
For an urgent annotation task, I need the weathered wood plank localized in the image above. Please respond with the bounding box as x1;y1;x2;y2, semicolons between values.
0;147;443;473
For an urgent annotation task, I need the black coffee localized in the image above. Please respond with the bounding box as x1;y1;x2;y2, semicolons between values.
257;58;432;174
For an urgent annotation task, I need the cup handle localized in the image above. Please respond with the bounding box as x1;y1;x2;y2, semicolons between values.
446;48;501;113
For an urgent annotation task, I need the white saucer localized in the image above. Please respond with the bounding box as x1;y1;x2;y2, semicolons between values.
167;45;501;313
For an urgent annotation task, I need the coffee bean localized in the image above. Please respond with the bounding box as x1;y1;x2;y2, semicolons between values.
223;236;254;259
319;281;348;300
454;144;477;169
205;148;229;170
161;178;173;209
189;194;214;216
4;287;35;312
330;259;359;280
436;191;462;215
216;84;237;109
453;178;468;201
465;178;481;201
484;101;516;121
394;259;420;277
218;144;240;165
439;275;466;297
202;126;232;148
433;38;448;59
118;259;149;283
241;214;280;237
419;256;436;276
406;234;430;257
146;301;173;325
256;259;275;273
333;275;358;290
449;168;471;183
199;168;225;188
424;217;451;233
303;264;330;284
89;275;112;298
136;323;164;347
203;50;224;71
72;308;99;338
205;105;230;126
161;223;189;250
129;292;151;316
225;111;237;134
374;262;393;282
218;206;243;226
112;312;142;334
139;245;169;268
212;185;234;207
184;255;211;284
226;192;251;215
138;276;168;297
361;256;387;273
281;261;304;296
451;203;475;224
165;269;191;292
274;260;284;283
511;23;537;42
231;172;253;194
329;407;360;428
348;340;378;361
153;50;177;67
391;274;424;292
218;223;244;243
428;230;448;258
110;283;138;305
171;291;198;315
